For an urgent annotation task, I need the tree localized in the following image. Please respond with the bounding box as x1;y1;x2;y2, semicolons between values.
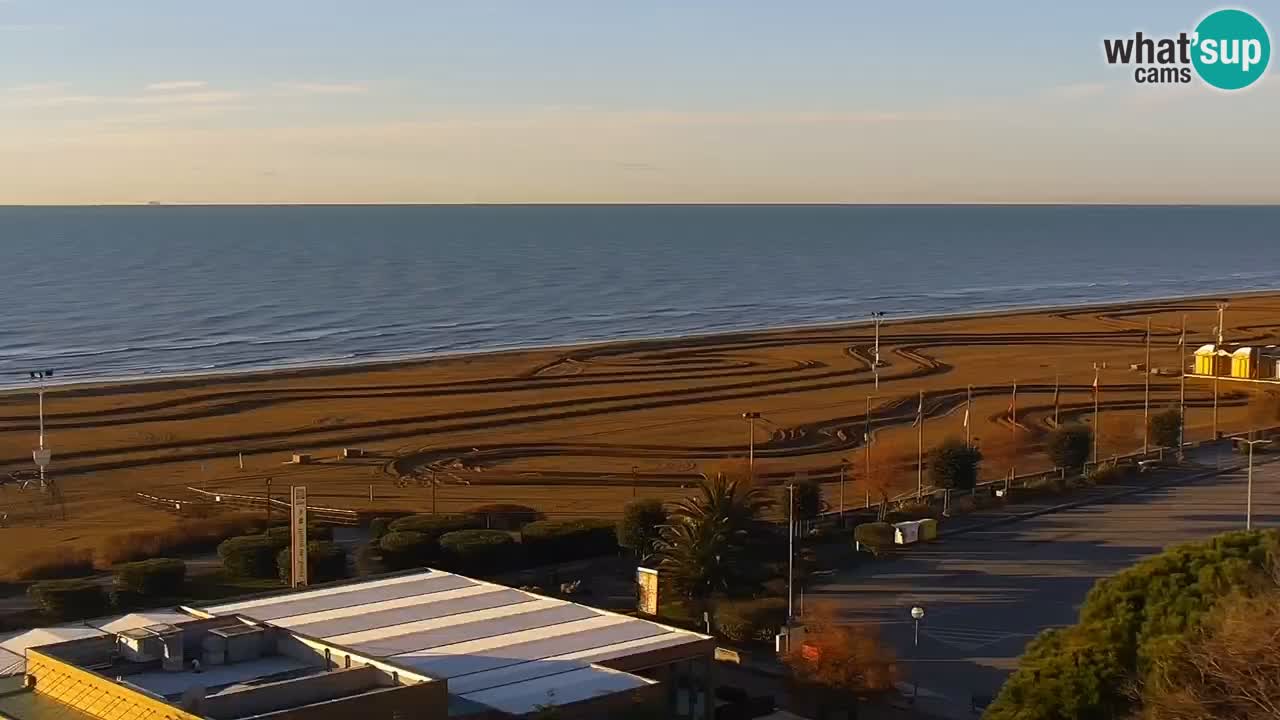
616;499;668;562
927;436;982;491
1149;408;1182;449
1046;423;1093;469
1137;589;1280;720
653;470;773;601
783;602;898;701
984;529;1280;720
792;477;824;523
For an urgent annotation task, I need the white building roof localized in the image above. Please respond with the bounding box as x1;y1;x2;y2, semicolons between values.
0;610;206;677
202;570;706;715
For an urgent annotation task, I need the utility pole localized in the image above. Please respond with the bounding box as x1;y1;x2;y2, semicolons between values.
1009;382;1018;481
1093;363;1101;466
786;482;795;621
864;396;873;506
916;390;925;499
1179;314;1187;451
965;385;972;446
838;460;847;518
742;412;761;475
871;311;885;390
1053;374;1060;428
1143;317;1151;454
1214;302;1227;439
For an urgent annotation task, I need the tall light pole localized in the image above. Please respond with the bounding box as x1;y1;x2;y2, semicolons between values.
787;482;796;621
1143;317;1151;454
865;396;874;509
1093;363;1101;466
1179;314;1187;452
838;458;850;518
1240;438;1268;531
742;412;762;475
1214;302;1228;439
910;605;925;701
28;370;55;492
871;311;886;390
915;390;925;500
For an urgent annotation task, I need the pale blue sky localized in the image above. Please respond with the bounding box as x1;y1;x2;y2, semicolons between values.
1;1;1276;204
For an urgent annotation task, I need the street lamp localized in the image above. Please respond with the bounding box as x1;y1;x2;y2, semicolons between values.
838;458;850;519
870;312;886;390
742;412;762;474
28;369;55;492
1239;438;1269;531
910;606;925;701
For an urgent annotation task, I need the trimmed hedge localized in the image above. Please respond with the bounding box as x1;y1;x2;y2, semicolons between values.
854;522;894;555
29;579;109;621
387;515;482;544
438;530;522;574
217;535;281;579
378;531;434;570
714;597;787;643
520;518;617;565
275;541;348;584
112;558;186;597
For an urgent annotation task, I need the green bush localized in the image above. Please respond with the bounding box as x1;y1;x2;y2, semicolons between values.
29;579;109;621
714;597;787;643
276;541;348;584
1149;408;1182;448
369;517;392;541
616;499;668;560
468;504;541;530
928;436;983;490
1088;463;1136;485
1047;423;1093;469
985;529;1280;720
387;514;482;544
884;499;936;524
854;522;894;556
438;530;522;574
217;535;281;579
112;558;186;597
521;518;617;565
378;531;434;570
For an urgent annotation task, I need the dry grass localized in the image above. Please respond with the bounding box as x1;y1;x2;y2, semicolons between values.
96;513;266;566
4;546;95;582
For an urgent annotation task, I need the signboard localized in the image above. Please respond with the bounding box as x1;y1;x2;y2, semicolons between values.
636;567;659;615
290;486;308;588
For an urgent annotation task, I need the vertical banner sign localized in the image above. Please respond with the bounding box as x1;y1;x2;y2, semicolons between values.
636;567;659;615
291;486;308;588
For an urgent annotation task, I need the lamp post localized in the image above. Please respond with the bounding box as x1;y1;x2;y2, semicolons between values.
786;482;796;622
870;312;886;390
742;412;762;474
1240;438;1269;531
838;458;850;519
910;606;925;701
28;370;55;492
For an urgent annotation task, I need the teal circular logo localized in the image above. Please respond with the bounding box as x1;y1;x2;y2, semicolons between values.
1192;9;1271;90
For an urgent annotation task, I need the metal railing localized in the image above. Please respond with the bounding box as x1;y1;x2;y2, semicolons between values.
184;486;360;525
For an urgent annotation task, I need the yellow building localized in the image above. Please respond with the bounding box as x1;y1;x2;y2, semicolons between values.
1194;344;1231;376
1232;347;1258;379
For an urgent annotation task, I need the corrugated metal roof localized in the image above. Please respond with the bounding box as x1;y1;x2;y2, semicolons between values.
202;570;708;715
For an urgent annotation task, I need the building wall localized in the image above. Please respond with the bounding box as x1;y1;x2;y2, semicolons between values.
25;649;203;720
250;678;447;720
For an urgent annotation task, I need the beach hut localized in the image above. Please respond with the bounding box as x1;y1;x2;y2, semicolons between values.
1232;347;1258;379
1259;347;1280;379
1194;344;1218;375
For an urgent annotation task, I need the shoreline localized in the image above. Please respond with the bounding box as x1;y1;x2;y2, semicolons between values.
3;286;1270;398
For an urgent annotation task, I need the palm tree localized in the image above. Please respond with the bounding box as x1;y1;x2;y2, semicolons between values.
653;471;773;601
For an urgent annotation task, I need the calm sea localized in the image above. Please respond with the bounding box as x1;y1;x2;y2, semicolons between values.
1;205;1277;388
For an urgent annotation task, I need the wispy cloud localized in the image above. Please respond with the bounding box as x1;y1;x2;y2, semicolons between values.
5;82;67;94
145;80;208;92
274;82;369;96
5;89;243;109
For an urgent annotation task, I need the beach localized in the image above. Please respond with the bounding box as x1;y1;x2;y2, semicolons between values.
0;292;1276;573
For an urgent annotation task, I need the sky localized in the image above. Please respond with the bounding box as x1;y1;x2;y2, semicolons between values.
0;1;1276;204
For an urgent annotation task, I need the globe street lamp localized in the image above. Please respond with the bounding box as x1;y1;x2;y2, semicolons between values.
911;605;925;702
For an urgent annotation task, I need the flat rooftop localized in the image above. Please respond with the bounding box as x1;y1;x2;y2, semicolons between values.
202;569;711;715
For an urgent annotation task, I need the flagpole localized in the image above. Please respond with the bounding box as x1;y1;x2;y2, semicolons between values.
916;390;924;500
1179;314;1186;451
1143;317;1151;454
1093;363;1101;466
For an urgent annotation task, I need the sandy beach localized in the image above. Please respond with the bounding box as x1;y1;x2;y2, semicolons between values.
1;292;1277;574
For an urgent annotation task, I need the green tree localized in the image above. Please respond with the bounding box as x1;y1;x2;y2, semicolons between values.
984;529;1279;720
1149;408;1182;449
616;499;668;562
1046;423;1093;469
653;471;773;601
792;477;824;523
927;436;983;490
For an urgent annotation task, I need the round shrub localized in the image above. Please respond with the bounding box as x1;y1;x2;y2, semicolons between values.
854;522;895;556
112;558;186;597
369;517;392;541
714;597;787;643
438;530;522;574
387;514;482;544
276;541;348;584
29;579;109;621
521;519;617;565
378;531;434;570
217;535;281;579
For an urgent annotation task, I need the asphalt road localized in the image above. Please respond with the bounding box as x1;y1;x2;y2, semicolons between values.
809;451;1280;718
